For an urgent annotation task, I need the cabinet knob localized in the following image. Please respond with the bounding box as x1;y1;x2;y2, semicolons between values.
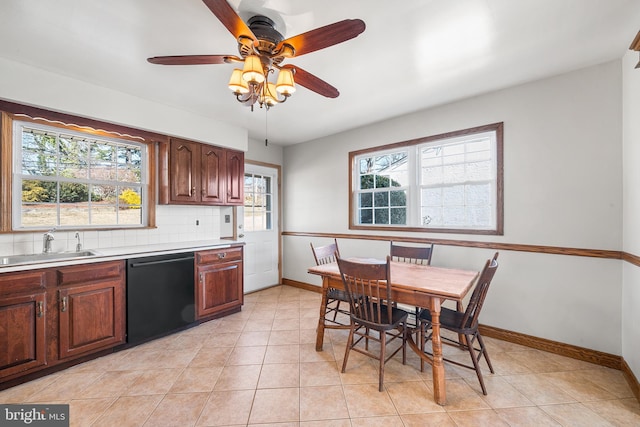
217;252;226;259
37;301;44;318
60;296;68;312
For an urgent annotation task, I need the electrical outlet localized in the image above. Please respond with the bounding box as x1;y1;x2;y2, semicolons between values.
225;215;230;223
196;220;199;226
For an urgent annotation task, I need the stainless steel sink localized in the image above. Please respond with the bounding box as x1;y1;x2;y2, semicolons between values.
0;250;101;266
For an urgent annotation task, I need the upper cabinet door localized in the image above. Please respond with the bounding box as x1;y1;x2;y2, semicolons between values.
169;139;199;203
201;146;225;204
225;150;244;205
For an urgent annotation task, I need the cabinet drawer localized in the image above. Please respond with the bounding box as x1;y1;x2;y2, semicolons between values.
196;247;243;265
56;260;124;286
0;270;48;295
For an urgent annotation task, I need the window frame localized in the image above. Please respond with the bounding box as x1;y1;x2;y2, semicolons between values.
0;110;158;232
349;122;504;235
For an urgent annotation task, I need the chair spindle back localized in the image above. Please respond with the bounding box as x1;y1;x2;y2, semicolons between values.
310;239;341;266
337;257;394;325
389;242;434;265
459;252;499;330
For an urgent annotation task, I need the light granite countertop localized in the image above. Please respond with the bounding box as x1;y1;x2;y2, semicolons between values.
0;239;244;273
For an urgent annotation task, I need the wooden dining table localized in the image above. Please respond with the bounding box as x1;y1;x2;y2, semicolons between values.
308;258;479;405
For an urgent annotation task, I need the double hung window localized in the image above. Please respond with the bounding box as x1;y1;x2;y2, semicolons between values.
350;123;503;235
13;120;148;229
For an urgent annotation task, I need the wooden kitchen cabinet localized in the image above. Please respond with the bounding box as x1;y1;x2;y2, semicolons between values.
0;260;126;385
159;138;244;206
0;270;48;380
56;261;126;360
225;149;244;205
195;246;244;320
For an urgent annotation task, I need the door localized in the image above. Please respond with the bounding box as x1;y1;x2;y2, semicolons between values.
58;278;125;359
201;145;225;204
169;139;199;203
239;163;280;293
225;150;245;205
0;292;46;378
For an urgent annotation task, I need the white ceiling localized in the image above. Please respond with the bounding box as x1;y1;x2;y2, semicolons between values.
0;0;638;146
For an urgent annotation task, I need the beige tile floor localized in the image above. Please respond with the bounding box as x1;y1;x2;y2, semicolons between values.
1;285;639;426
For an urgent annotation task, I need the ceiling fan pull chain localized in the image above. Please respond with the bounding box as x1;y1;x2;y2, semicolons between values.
265;107;269;147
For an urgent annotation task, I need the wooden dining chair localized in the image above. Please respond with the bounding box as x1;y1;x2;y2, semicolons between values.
389;241;435;325
310;239;350;328
337;256;408;391
389;241;434;265
417;252;499;395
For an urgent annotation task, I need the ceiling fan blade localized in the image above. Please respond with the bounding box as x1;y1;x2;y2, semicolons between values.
202;0;256;41
282;64;339;98
278;19;365;57
147;55;239;65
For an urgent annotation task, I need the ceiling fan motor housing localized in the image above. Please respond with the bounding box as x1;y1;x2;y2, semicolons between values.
244;15;286;61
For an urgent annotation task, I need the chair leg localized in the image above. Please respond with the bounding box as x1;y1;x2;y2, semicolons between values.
341;324;356;374
331;300;340;322
379;329;386;392
401;325;407;365
476;333;495;373
465;333;488;395
365;327;370;350
419;322;426;372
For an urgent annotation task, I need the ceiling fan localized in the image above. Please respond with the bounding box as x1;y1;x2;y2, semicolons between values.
147;0;366;109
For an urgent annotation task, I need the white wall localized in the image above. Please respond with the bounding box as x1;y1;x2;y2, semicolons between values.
246;137;284;166
283;60;624;355
622;51;640;379
0;57;247;151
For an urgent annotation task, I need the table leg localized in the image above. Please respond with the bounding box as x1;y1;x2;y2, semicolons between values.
315;277;330;351
430;298;446;405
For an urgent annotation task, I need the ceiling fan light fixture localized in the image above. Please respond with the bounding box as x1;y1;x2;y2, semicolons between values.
228;68;250;94
261;82;279;106
276;68;296;95
242;55;265;84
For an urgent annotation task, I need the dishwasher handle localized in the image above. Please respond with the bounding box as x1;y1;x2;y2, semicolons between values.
129;255;194;268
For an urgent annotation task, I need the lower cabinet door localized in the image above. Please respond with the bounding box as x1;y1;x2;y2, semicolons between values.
0;291;47;378
196;261;242;319
58;279;125;359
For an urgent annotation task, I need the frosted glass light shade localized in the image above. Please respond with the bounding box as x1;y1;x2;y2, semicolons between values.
242;55;265;84
228;69;250;94
261;82;279;106
276;68;296;95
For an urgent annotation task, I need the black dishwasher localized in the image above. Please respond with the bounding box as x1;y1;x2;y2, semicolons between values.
126;252;195;345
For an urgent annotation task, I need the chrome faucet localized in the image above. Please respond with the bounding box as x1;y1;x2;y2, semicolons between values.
42;228;55;253
75;232;82;252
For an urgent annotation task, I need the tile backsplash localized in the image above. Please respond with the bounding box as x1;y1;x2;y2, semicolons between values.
0;205;221;256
